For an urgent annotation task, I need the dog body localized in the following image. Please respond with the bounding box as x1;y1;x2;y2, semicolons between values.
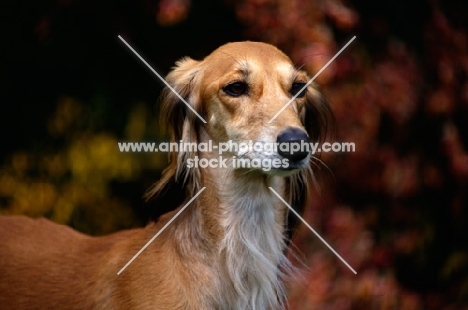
0;42;331;309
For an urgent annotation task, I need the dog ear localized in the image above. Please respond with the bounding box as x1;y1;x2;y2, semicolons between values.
303;87;334;144
144;57;203;204
161;57;203;144
284;87;335;244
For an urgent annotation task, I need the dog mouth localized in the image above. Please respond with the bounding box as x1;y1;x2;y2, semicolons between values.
263;155;310;176
278;163;304;171
284;160;309;168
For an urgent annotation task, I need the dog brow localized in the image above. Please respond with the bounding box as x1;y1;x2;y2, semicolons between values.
218;51;250;78
234;61;250;79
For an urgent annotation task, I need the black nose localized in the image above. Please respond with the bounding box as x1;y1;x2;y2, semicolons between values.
276;127;309;162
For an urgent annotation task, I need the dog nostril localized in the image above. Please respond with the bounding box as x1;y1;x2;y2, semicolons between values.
276;127;309;162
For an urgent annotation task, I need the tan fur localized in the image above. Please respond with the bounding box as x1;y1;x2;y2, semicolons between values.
0;41;332;309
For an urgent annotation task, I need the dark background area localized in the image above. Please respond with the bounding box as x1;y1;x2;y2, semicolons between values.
2;0;243;154
2;0;468;309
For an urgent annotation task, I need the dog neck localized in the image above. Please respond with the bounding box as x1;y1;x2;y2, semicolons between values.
179;149;291;309
220;172;289;310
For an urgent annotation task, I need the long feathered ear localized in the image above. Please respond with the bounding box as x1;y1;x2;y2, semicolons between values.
303;86;334;144
144;57;203;203
285;86;334;243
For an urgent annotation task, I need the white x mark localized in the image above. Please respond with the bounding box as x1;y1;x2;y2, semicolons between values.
268;36;356;123
117;187;206;275
269;187;357;274
118;35;207;124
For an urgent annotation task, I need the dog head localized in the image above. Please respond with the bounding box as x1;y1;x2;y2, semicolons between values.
146;41;333;202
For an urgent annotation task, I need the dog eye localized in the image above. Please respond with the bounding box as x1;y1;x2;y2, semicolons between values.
290;82;307;98
223;82;248;97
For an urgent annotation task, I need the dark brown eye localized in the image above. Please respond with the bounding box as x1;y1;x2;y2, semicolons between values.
223;82;248;97
290;82;307;98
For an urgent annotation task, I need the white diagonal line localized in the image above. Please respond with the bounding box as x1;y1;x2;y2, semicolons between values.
117;35;207;124
268;36;356;123
269;187;357;274
117;187;206;275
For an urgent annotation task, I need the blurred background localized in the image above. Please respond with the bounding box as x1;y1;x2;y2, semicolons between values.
2;0;468;309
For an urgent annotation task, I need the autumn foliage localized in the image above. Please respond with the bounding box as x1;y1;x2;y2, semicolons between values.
1;0;468;309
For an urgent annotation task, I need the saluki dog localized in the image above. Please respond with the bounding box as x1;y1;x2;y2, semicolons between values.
0;41;332;309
